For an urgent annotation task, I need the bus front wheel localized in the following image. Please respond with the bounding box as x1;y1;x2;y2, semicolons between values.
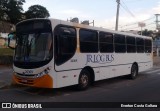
77;69;91;90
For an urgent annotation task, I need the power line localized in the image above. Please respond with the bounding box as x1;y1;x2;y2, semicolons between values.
118;0;155;30
119;17;155;30
147;26;156;30
120;16;154;27
120;0;137;19
122;22;155;31
124;0;145;3
146;22;156;26
110;0;155;31
108;16;155;30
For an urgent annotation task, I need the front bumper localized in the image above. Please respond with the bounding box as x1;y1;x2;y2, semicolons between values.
12;73;53;88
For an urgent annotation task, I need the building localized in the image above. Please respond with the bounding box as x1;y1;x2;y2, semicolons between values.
0;21;14;48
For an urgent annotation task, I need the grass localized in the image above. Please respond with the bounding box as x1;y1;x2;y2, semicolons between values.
0;48;14;56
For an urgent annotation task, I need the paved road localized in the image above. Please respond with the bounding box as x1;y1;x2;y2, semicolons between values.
0;66;160;111
0;67;160;101
0;66;12;88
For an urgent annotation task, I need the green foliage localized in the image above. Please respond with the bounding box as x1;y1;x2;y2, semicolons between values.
0;1;50;24
142;29;153;37
25;5;50;19
0;48;13;56
0;0;25;24
138;29;154;37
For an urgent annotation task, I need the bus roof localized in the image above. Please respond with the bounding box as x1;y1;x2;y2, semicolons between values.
17;18;152;39
49;18;152;39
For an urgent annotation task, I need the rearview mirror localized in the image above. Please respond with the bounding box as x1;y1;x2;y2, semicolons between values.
8;32;16;49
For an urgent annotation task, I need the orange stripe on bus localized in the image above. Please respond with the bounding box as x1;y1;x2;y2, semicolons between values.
12;74;53;88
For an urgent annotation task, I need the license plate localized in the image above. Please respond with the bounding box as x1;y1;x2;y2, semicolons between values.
21;79;27;83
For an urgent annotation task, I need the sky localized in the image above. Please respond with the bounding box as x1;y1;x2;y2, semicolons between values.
23;0;160;31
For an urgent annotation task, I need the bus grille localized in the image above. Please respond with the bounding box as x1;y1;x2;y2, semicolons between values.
16;75;34;85
18;78;33;85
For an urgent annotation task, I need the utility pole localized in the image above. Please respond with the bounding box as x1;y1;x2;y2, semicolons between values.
115;0;120;31
90;20;94;27
155;14;160;57
155;14;160;31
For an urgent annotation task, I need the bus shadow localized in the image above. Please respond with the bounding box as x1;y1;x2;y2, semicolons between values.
10;74;149;97
22;85;79;97
92;74;148;88
22;77;128;96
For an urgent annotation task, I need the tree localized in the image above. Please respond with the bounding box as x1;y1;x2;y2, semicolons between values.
25;5;50;19
138;29;154;37
0;0;25;24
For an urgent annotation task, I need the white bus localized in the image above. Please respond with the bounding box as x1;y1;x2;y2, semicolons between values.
8;18;153;90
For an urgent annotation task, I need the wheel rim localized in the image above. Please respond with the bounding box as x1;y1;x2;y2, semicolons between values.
80;74;89;87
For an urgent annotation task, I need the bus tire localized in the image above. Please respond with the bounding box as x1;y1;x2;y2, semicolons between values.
77;69;91;90
129;64;138;79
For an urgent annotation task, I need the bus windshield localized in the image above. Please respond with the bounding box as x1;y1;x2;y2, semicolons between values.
14;19;53;68
15;32;52;62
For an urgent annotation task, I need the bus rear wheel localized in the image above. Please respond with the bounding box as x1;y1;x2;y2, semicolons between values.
77;69;91;90
129;64;138;79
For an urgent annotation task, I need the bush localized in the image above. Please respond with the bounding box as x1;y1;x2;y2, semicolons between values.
0;56;13;65
0;48;13;65
0;48;13;56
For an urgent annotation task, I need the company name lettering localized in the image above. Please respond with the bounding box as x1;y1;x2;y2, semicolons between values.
86;54;114;65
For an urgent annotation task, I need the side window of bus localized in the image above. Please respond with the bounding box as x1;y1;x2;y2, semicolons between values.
145;39;152;53
126;36;136;53
79;29;98;53
54;26;77;66
136;38;144;53
114;34;126;53
99;32;114;53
